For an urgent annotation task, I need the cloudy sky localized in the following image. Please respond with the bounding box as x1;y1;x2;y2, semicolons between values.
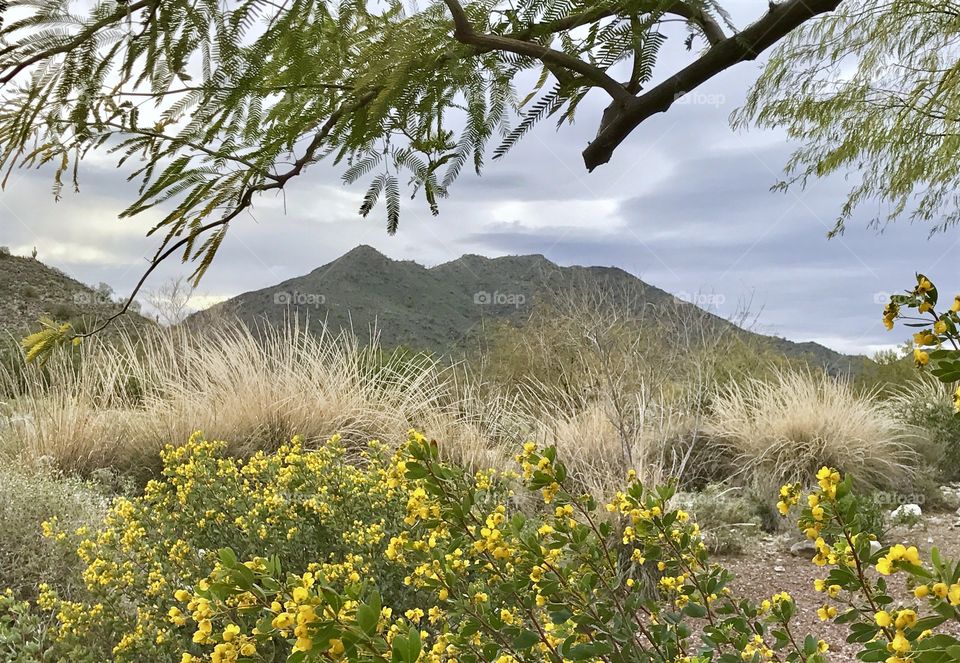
2;0;958;356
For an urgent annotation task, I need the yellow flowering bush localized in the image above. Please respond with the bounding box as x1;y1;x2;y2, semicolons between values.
24;428;960;663
178;432;833;663
36;432;417;661
781;467;960;663
883;274;960;412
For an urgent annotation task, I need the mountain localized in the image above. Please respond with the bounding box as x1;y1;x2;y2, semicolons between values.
0;250;153;337
189;245;862;373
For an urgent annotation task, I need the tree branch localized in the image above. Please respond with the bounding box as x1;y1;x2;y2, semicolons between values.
664;0;727;46
0;0;157;84
582;0;843;171
443;0;633;103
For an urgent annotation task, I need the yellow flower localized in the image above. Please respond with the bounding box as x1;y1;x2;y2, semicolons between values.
952;295;960;313
816;605;837;621
901;546;921;565
913;348;929;367
272;612;295;630
933;582;949;599
883;302;900;330
894;610;917;630
948;583;960;605
874;611;893;628
913;330;937;346
890;631;911;655
328;639;345;657
914;584;929;599
934;319;948;334
292;586;310;604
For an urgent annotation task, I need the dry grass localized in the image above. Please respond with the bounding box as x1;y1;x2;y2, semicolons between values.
706;369;925;492
0;323;453;475
0;324;931;502
0;321;704;497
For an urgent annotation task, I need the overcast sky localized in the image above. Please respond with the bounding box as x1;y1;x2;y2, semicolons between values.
1;0;958;356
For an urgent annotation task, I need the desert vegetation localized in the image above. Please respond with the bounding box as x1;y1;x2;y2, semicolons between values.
3;0;960;660
1;282;959;661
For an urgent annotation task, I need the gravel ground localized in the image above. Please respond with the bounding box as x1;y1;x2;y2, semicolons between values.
716;505;960;661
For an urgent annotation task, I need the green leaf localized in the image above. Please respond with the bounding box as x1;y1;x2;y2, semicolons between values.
683;603;707;618
218;547;238;568
513;630;540;649
357;603;379;636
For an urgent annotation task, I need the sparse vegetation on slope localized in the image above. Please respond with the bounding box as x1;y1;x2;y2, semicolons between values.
0;252;153;336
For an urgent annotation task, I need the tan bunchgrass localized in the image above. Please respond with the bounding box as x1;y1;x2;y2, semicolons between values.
0;321;703;499
0;323;455;475
706;368;925;492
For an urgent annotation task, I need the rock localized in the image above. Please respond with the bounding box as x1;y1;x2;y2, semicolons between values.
789;540;817;556
891;503;922;521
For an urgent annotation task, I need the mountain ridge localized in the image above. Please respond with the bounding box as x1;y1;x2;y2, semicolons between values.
190;245;862;373
0;251;153;337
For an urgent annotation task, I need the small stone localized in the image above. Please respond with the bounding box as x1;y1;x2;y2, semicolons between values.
773;565;786;573
790;540;817;556
891;503;922;521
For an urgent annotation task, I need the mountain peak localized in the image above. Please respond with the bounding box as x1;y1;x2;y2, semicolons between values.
339;244;389;261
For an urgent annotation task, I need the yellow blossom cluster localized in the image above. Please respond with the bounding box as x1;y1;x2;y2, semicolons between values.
34;432;415;661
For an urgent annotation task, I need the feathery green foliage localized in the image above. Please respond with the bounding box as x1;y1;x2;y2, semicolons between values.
735;0;960;235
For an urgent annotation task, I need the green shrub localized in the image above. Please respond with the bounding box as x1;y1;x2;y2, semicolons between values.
674;485;763;554
0;590;55;663
0;464;108;600
889;377;960;482
177;433;960;663
23;431;960;663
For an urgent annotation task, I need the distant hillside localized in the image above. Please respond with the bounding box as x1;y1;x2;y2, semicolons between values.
0;251;153;337
189;245;863;374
